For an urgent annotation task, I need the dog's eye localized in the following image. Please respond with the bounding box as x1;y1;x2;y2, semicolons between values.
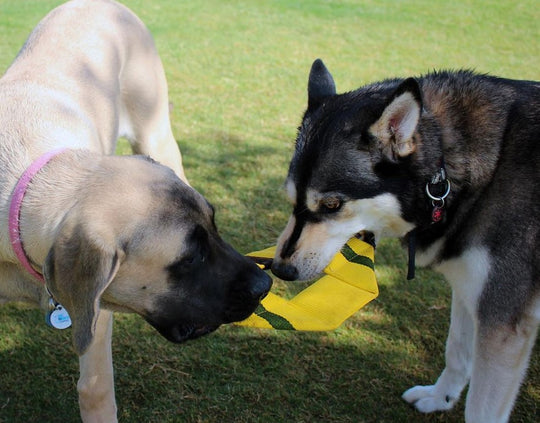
321;197;342;213
183;252;206;266
167;252;206;277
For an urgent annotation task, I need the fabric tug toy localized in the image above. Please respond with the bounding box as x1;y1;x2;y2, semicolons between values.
237;236;378;331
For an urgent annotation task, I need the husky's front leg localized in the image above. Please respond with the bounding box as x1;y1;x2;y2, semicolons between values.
402;292;473;412
464;315;538;423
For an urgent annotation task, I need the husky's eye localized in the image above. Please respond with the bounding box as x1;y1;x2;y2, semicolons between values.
321;197;342;213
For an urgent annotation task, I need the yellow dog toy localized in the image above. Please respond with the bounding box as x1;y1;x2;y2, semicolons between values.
237;236;378;330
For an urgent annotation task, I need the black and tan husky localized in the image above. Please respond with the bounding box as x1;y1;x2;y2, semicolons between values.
271;59;539;423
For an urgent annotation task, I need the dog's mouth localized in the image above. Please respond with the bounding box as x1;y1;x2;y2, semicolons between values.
355;230;376;247
146;319;221;343
168;323;221;343
268;230;377;282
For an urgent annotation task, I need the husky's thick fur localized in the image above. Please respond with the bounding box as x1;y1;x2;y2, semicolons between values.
272;59;539;423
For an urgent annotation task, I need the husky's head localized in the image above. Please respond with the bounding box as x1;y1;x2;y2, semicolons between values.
272;59;427;281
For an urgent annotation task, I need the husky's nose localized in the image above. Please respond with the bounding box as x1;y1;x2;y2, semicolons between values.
271;261;299;281
250;271;272;301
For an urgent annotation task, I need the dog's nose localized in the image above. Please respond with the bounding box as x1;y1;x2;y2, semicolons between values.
250;272;272;301
271;261;299;281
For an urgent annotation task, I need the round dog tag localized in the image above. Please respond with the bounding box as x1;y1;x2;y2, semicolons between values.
46;305;72;329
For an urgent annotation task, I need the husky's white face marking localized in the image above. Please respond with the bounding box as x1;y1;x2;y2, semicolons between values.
276;215;343;280
275;187;414;280
337;192;415;239
285;179;297;203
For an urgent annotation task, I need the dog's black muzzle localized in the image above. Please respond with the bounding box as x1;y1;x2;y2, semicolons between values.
145;242;272;344
223;260;272;322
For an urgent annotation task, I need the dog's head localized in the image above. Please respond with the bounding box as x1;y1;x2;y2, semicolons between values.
43;156;272;355
272;59;429;281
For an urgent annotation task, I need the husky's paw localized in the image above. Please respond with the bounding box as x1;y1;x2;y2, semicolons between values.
402;385;456;413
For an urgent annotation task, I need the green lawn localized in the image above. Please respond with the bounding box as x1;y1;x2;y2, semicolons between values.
0;0;538;422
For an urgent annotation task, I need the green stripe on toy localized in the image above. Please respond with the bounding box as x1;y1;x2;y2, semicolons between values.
237;237;378;331
341;244;374;269
252;303;295;330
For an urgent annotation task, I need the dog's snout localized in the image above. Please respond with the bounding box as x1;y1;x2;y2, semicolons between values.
250;272;272;301
271;261;299;281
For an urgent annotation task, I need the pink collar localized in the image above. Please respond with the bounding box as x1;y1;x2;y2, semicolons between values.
8;149;67;282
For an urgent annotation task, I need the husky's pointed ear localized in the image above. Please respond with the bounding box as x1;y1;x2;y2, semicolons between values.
369;77;422;161
307;59;336;111
43;222;123;355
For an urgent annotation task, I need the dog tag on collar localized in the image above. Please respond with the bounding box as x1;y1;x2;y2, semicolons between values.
432;205;444;223
46;301;72;330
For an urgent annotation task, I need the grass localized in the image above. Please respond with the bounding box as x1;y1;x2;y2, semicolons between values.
0;0;539;422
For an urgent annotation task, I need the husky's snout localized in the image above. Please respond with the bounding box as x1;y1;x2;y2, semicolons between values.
271;261;299;281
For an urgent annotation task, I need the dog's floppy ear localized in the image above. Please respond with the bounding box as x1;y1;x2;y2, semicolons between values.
369;77;422;161
308;59;336;111
43;221;122;355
